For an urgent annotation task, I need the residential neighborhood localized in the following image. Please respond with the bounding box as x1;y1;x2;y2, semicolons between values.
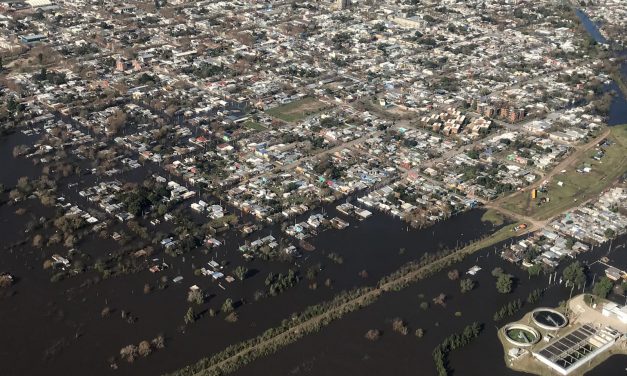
0;1;626;376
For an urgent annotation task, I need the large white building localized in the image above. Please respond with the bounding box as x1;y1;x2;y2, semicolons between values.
602;302;627;324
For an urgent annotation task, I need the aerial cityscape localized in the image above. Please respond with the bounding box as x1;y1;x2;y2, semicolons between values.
0;0;626;375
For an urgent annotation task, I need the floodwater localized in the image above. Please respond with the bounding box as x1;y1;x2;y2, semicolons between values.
0;131;41;186
234;235;627;376
0;154;500;376
0;9;625;376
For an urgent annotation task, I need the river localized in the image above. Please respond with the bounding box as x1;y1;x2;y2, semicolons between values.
576;9;627;127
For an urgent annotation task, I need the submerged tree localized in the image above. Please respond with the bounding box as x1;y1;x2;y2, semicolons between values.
221;298;234;313
593;277;614;299
562;261;587;287
184;307;195;324
496;274;513;294
187;289;204;305
460;278;475;293
233;266;248;281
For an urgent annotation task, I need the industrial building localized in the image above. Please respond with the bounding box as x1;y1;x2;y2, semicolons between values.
533;324;622;375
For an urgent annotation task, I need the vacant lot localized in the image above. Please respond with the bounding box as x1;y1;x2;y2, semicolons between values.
502;125;627;220
266;97;328;122
243;120;267;131
481;209;505;226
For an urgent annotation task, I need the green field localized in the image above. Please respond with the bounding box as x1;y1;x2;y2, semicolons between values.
502;125;627;220
266;97;328;122
481;209;505;226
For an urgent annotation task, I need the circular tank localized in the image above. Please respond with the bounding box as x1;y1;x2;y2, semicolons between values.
503;324;541;347
531;308;568;330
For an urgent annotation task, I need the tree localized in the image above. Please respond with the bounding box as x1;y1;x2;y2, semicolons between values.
225;312;238;322
496;274;513;294
7;96;18;115
187;289;204;305
151;335;165;349
138;340;152;357
221;298;234;313
562;261;587;287
120;345;138;362
233;266;248;281
106;109;127;135
527;264;542;277
593;277;614;299
460;278;475;293
184;307;195;324
392;318;409;335
415;328;425;338
527;288;543;304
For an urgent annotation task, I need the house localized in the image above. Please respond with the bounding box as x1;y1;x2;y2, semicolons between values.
604;267;622;281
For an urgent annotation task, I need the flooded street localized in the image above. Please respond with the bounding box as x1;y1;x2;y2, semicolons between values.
0;157;500;376
0;6;624;376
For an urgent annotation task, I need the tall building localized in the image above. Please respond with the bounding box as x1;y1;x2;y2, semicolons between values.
337;0;350;10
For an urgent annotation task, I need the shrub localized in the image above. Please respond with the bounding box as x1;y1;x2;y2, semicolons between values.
151;335;165;349
225;312;239;323
392;318;409;335
460;278;475;293
365;329;381;341
138;341;152;357
447;269;459;280
120;345;138;363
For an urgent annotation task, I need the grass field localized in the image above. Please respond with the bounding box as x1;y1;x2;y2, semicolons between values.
502;125;627;220
463;221;524;255
481;209;505;226
266;97;328;122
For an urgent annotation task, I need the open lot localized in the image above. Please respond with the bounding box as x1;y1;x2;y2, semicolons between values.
501;124;627;220
243;120;267;131
265;97;328;122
